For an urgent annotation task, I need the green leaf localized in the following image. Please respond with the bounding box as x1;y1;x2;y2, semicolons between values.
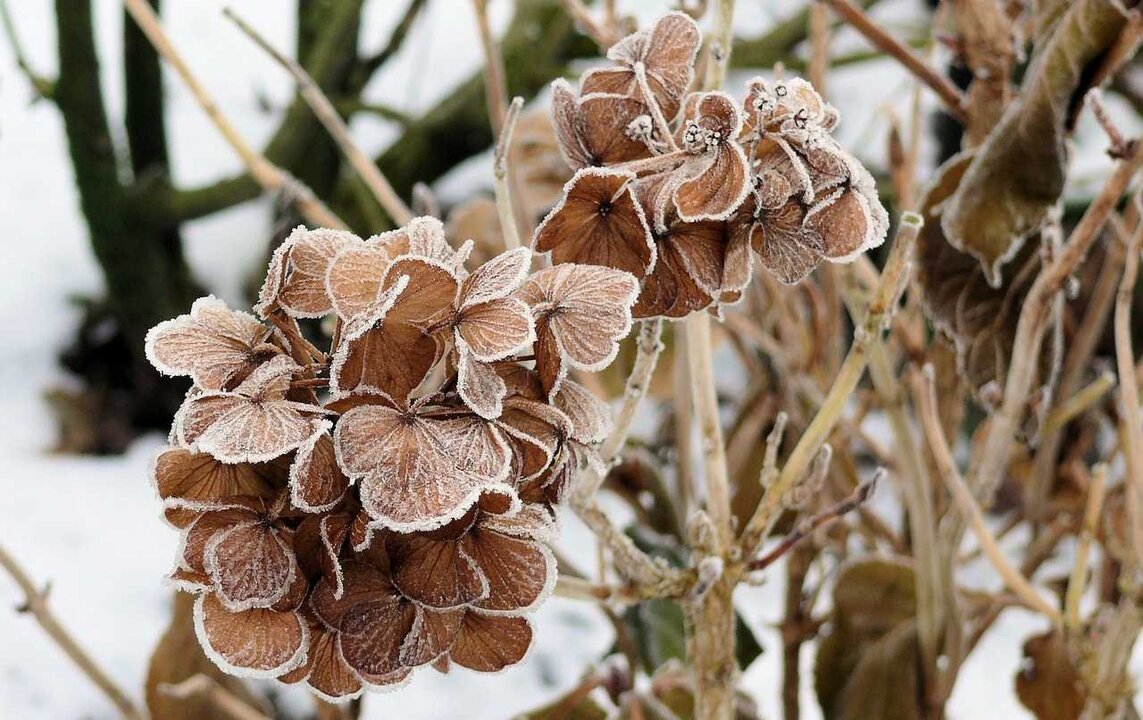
941;0;1135;285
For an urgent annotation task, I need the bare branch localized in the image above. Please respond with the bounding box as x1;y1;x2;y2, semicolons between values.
913;367;1063;625
160;674;271;720
0;544;144;720
821;0;966;121
0;0;55;99
493;96;525;250
122;0;346;229
223;7;414;226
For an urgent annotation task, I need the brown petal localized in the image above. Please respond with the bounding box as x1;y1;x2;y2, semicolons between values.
145;296;269;391
337;597;417;679
153;447;280;510
292;623;363;701
289;427;350;513
386;533;488;609
310;561;395;630
181;396;324;465
496;398;571;481
205;521;299;611
633;231;715;319
744;193;824;285
337;406;508;531
673;144;750;221
273;227;359;318
330;322;443;403
195;593;307;678
459;247;531;307
531;317;566;398
533;168;655;278
326;244;394;320
383;256;460;326
806;186;876;261
400;608;464;667
519;264;639;372
456;351;509;420
578;93;654;167
552;379;612;444
464;528;555;613
449;611;533;672
457;297;534;362
551;79;593;169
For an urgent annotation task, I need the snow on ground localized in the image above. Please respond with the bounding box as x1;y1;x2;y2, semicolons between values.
0;1;1139;718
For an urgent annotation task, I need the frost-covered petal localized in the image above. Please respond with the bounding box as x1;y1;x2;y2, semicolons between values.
145;296;271;391
457;349;509;420
552;379;612;444
153;447;280;509
205;521;298;611
673;144;750;222
463;528;555;613
289;426;350;513
448;611;533;672
400;608;464;667
459;247;531;308
457;297;534;362
386;531;488;609
533;169;655;279
194;593;307;678
337;598;417;679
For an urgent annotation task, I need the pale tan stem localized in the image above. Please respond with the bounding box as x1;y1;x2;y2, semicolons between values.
914;370;1063;625
0;544;144;720
970;137;1143;504
685;313;733;549
554;574;641;604
559;0;616;49
849;291;943;700
808;0;830;92
471;0;508;136
223;7;413;227
599;319;665;465
1066;464;1107;632
822;0;966;120
160;675;271;720
1113;202;1143;563
1042;370;1117;436
472;0;530;243
739;213;922;558
122;0;345;230
493;97;525;251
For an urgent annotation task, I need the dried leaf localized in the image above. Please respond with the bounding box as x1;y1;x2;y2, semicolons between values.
941;0;1135;284
1015;630;1086;720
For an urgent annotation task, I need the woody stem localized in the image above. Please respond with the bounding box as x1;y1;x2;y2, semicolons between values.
686;3;740;718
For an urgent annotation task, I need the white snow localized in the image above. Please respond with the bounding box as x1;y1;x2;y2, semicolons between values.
0;1;1139;718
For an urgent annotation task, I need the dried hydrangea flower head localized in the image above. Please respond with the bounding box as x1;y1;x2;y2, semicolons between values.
539;14;887;299
147;202;636;697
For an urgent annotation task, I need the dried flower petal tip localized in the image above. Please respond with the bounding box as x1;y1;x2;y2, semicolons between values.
518;264;639;397
145;295;279;391
673;92;750;221
551;79;654;169
582;11;701;121
258;226;361;318
533;168;655;279
175;355;327;464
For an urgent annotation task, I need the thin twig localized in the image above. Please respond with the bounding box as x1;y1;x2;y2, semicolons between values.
355;0;428;81
160;674;271;720
0;0;54;99
913;368;1063;625
1042;370;1117;435
1066;464;1107;632
739;212;922;558
554;575;641;604
1113;196;1143;563
493;97;525;250
559;0;617;49
0;544;144;720
748;471;880;571
223;7;413;226
821;0;966;121
122;0;345;230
